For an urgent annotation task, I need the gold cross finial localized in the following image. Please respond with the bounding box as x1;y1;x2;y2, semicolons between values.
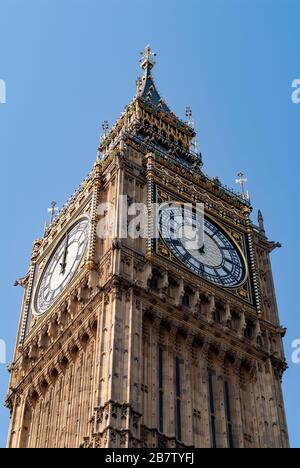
140;44;157;71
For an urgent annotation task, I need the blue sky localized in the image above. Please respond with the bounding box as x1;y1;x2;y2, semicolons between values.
0;0;299;448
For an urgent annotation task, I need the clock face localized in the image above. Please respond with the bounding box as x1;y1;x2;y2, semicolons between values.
34;218;89;315
159;205;246;288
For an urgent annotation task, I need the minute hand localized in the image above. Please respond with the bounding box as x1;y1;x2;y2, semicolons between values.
60;234;69;275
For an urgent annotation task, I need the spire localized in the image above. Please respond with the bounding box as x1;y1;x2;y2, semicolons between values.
137;45;172;114
258;210;266;235
139;44;157;71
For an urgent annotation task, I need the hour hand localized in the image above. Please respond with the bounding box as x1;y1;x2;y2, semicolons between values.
60;235;69;274
60;260;67;275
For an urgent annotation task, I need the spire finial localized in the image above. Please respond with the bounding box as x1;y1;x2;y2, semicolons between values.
102;120;109;138
235;172;250;200
140;45;157;71
48;201;59;222
185;106;193;128
185;106;199;155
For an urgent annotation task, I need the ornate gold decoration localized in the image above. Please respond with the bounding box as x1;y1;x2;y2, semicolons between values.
157;240;170;258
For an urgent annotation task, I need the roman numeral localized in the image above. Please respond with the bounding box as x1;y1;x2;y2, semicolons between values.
213;269;225;285
222;265;232;275
183;252;192;262
44;291;51;301
224;258;239;268
171;239;181;247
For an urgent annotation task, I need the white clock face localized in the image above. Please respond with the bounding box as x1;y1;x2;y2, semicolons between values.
34;219;89;315
159;205;246;288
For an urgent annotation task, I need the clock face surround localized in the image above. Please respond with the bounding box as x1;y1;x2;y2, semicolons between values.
34;218;90;316
158;204;247;288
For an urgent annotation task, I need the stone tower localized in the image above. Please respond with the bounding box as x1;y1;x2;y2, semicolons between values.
6;47;289;448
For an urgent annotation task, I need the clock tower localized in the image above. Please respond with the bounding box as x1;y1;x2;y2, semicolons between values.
6;47;289;448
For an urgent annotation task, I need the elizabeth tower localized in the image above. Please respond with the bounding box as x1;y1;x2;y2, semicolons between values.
6;47;289;448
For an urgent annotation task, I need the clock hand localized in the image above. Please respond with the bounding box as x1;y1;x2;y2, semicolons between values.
196;227;205;255
60;234;69;275
198;244;205;255
195;228;205;254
